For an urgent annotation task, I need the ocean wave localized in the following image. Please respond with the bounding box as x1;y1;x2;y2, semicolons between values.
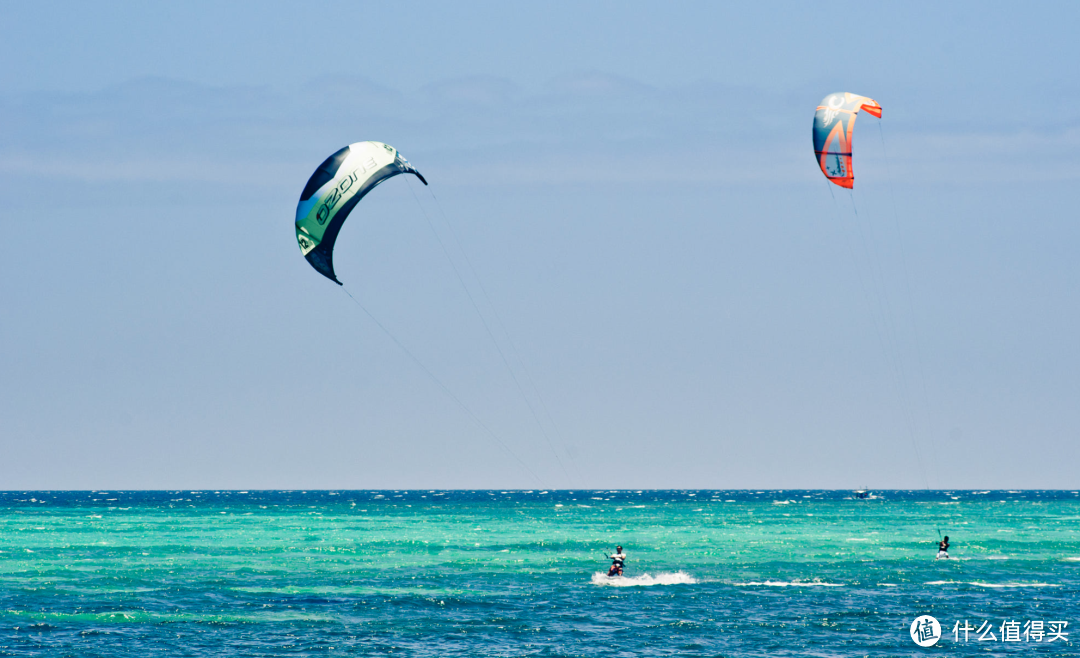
590;571;696;587
733;579;843;587
231;585;471;599
926;580;1062;588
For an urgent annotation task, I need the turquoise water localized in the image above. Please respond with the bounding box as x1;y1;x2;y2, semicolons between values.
1;490;1077;656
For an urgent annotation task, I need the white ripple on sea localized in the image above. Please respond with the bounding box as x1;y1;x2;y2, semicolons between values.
733;580;843;587
926;580;1062;588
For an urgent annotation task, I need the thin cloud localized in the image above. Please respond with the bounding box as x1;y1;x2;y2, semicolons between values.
1;75;1076;188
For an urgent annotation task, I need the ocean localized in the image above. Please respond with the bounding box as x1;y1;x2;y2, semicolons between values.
1;490;1077;656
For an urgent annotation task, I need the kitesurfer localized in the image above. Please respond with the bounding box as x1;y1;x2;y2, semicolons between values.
608;546;626;576
937;536;950;559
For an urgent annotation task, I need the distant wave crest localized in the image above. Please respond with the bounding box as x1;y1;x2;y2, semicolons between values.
591;571;696;587
733;579;843;587
926;580;1061;588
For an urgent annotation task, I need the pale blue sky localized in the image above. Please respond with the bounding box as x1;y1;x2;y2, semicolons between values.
1;2;1078;489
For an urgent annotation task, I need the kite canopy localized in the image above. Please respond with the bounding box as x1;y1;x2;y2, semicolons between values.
812;93;882;189
295;141;427;284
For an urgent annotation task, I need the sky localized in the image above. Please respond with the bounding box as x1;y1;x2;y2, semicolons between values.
1;1;1078;490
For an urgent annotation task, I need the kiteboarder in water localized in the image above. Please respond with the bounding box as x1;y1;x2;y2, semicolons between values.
608;546;626;576
937;536;950;559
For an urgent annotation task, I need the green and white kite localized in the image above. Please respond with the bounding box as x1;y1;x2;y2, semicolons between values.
295;141;427;284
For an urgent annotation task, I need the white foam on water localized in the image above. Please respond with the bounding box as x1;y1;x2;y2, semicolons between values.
733;579;843;587
926;580;1061;588
1063;557;1080;561
971;582;1061;588
591;571;696;587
